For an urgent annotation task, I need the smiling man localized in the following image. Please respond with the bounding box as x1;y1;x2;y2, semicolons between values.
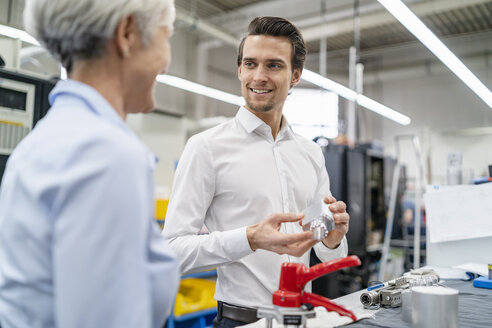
163;17;350;328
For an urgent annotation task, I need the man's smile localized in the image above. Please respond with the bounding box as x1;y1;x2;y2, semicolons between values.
250;88;272;94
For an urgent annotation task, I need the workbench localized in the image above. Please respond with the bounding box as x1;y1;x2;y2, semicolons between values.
347;279;492;327
245;279;492;328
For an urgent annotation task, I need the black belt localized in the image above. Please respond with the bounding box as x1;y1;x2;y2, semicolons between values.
218;301;259;324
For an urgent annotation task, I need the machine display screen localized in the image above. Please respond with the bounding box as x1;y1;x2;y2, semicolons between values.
0;86;27;111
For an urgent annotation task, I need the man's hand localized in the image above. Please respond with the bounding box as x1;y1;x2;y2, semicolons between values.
322;196;350;249
246;213;317;257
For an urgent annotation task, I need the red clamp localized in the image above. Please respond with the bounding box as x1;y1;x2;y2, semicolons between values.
272;255;361;321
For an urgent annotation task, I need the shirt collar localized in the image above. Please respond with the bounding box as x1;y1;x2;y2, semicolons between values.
49;79;158;165
236;106;294;139
49;79;128;131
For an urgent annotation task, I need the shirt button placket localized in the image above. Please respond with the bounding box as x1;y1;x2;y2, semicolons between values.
274;144;289;213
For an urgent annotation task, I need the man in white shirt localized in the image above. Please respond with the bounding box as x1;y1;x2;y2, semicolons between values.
163;16;350;328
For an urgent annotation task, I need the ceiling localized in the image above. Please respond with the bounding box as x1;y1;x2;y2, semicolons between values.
174;0;492;74
175;0;266;17
176;0;492;47
2;0;491;74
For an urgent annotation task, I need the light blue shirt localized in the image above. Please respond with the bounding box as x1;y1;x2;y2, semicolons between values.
0;80;179;328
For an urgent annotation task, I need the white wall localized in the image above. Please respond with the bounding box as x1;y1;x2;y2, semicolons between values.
362;57;492;184
127;112;186;189
428;133;492;184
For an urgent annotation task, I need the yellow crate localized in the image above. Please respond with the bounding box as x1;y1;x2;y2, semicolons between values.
174;278;217;316
155;198;169;220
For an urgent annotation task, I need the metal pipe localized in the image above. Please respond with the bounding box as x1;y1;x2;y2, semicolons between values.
175;9;238;47
319;38;327;77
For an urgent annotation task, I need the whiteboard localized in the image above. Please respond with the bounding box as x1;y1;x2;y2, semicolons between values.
424;183;492;267
424;183;492;243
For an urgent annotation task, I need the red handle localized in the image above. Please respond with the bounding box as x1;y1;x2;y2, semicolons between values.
302;292;357;321
299;255;361;288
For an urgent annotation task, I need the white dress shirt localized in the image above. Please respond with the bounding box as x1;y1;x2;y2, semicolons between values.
0;80;179;328
163;107;347;308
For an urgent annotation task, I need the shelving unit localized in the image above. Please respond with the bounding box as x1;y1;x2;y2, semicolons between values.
182;270;217;279
165;270;218;328
312;144;394;298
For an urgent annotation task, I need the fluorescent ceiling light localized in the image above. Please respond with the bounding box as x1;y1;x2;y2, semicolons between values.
378;0;492;109
301;69;357;102
0;24;39;46
356;95;411;125
156;75;244;106
302;69;411;125
0;22;412;124
0;24;244;106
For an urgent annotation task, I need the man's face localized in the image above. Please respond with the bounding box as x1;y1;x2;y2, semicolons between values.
238;35;301;115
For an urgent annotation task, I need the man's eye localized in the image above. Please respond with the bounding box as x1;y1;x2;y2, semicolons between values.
269;63;281;69
244;62;254;67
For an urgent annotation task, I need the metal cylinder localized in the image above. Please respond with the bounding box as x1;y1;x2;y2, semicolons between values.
360;291;379;307
401;290;412;322
312;226;325;241
411;286;458;328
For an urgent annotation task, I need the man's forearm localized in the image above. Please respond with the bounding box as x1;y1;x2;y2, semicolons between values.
166;228;253;274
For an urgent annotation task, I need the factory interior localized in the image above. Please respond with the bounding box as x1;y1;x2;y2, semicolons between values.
0;0;491;327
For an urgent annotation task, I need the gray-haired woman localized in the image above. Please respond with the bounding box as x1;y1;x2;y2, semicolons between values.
0;1;179;327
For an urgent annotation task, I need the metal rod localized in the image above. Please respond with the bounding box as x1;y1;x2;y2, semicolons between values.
379;162;401;281
7;0;13;24
319;38;327;77
413;136;424;269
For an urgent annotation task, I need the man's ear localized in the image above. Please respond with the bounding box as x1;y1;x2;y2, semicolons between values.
290;68;302;88
115;14;138;58
237;65;242;81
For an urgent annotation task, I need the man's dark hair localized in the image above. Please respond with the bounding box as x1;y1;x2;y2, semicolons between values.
237;16;306;71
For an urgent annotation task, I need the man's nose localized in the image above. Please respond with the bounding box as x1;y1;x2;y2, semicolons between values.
253;65;268;82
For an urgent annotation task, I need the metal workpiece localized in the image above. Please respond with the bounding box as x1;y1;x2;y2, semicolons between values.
301;200;335;240
360;272;440;309
257;305;316;328
359;290;380;308
411;286;459;328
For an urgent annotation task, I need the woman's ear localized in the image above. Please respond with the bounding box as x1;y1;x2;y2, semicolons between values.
114;14;138;58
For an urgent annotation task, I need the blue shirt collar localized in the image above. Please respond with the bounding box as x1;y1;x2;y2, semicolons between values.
49;79;128;132
49;79;158;164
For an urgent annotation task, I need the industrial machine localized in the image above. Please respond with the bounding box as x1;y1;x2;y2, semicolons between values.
257;255;361;328
0;68;55;183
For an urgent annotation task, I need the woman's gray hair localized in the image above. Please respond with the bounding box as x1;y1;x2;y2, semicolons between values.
24;0;175;72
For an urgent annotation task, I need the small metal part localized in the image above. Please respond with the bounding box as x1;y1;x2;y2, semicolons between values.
312;225;324;240
360;291;380;308
257;305;316;328
301;201;335;240
380;289;403;307
360;272;441;309
394;277;407;287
